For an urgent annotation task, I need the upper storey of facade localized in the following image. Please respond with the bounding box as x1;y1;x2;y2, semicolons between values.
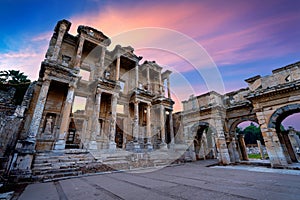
40;19;172;101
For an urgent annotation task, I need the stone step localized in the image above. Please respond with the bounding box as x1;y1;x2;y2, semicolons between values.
33;167;81;175
34;170;83;181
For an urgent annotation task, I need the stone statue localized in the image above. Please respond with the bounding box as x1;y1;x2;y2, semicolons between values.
44;116;53;135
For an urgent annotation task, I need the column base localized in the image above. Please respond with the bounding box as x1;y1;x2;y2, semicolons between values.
108;141;116;150
88;141;98;150
54;140;66;150
160;142;168;150
146;142;153;151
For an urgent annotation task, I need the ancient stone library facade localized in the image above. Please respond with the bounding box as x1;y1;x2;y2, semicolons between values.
0;19;300;180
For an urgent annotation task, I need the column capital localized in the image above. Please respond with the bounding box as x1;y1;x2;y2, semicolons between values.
134;99;140;104
96;88;102;94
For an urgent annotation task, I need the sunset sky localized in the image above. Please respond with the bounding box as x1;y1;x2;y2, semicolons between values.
0;0;299;128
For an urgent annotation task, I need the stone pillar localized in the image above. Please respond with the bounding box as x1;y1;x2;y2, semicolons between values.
51;23;68;61
232;137;240;162
27;79;51;141
146;67;150;91
169;110;175;145
256;111;288;167
115;56;120;81
146;103;153;150
54;84;76;150
257;140;265;160
167;77;171;99
160;105;167;149
88;90;102;150
74;36;85;70
108;94;118;150
133;100;139;141
238;134;248;161
135;63;139;88
159;73;163;95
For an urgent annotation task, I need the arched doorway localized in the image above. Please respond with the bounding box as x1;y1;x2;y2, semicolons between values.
268;104;300;163
191;122;217;160
236;121;267;160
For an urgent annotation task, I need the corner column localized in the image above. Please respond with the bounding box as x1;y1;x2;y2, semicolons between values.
74;36;85;71
51;23;68;61
146;67;150;91
54;83;76;150
133;100;139;141
88;89;102;150
108;93;118;150
159;73;163;95
27;78;51;141
115;56;120;81
167;77;171;98
135;63;139;88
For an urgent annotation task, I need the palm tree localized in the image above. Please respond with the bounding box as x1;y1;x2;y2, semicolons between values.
0;70;30;84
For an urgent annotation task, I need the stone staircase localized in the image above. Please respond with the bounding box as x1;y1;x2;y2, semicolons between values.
32;149;99;181
30;146;189;181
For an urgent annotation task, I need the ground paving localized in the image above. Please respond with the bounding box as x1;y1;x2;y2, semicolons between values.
18;160;300;200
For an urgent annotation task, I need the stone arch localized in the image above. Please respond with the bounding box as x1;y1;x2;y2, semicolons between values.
190;121;217;160
268;104;300;131
229;117;259;134
268;103;300;163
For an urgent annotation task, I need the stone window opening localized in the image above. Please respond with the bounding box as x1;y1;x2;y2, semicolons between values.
72;96;87;114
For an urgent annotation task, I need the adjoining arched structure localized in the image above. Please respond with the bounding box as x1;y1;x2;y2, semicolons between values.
179;61;300;168
268;104;300;163
191;122;217;160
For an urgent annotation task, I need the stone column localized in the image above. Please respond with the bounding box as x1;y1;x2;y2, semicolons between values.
160;105;167;149
88;89;102;150
135;63;139;88
74;36;85;70
54;84;76;150
115;56;120;81
108;94;118;150
169;110;175;145
51;23;68;61
146;103;153;150
238;134;248;161
159;73;163;95
133;100;139;141
232;137;241;162
257;140;265;160
146;67;150;91
167;77;171;99
27;79;51;141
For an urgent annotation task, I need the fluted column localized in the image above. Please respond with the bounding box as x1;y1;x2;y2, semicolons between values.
116;56;120;81
51;23;68;61
88;89;102;150
54;84;76;150
27;79;51;141
133;100;139;141
74;36;85;71
108;94;118;150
